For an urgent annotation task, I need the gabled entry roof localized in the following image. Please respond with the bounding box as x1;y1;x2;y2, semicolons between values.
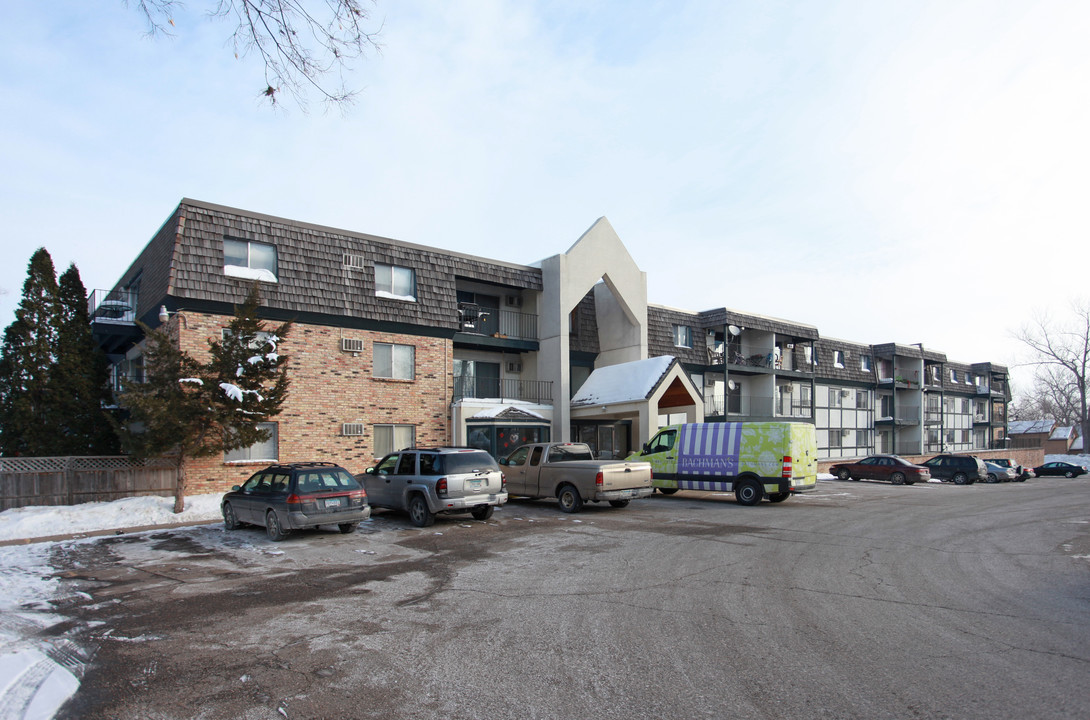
571;356;686;407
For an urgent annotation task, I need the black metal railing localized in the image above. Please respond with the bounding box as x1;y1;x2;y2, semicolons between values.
88;289;138;324
453;375;553;404
457;304;538;340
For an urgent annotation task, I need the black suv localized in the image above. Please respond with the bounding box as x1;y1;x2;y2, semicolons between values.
221;461;371;541
921;454;987;485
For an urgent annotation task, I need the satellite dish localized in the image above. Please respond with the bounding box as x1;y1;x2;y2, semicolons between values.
728;325;742;336
727;380;737;391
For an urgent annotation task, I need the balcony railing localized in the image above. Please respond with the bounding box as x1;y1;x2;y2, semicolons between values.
776;397;813;418
457;304;537;341
453;375;552;404
88;289;137;324
924;409;942;424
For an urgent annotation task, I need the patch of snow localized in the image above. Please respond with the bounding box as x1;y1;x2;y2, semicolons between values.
375;290;416;302
178;378;203;385
570;356;675;407
0;493;223;542
224;265;277;283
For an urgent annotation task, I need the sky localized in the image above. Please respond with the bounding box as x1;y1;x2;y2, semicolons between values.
2;1;1089;400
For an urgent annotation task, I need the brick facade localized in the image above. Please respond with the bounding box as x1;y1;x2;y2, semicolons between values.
175;312;452;493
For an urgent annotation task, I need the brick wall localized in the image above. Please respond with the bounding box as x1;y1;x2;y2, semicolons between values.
173;312;452;493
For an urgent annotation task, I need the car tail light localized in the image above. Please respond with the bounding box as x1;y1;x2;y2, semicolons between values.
437;478;448;497
286;494;301;506
782;456;793;479
501;473;506;490
596;471;604;487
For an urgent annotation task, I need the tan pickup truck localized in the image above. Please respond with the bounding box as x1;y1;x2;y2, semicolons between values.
498;442;653;513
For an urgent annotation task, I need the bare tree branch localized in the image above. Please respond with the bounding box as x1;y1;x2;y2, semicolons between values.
127;0;382;109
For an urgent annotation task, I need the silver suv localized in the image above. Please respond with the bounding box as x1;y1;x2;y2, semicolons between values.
359;448;507;527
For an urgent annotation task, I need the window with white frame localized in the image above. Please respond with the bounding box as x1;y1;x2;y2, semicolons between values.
950;369;958;382
374;343;415;380
860;354;872;372
833;350;845;368
374;424;415;457
673;325;693;348
374;263;416;301
225;422;278;462
223;238;278;282
857;389;870;409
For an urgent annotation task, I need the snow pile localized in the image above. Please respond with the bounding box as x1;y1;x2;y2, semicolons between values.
0;493;224;542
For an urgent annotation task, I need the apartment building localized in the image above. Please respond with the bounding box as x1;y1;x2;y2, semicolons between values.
90;199;1009;491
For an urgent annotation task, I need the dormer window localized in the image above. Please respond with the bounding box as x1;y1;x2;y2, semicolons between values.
375;263;416;301
224;238;278;282
673;325;693;348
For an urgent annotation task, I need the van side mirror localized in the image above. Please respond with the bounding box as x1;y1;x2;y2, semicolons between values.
642;442;651;454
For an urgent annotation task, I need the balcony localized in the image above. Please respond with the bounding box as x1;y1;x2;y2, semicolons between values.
453;375;553;404
89;289;141;355
924;409;942;425
455;304;539;352
776;397;813;419
876;406;920;425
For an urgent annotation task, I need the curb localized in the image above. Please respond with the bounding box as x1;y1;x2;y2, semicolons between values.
0;519;222;548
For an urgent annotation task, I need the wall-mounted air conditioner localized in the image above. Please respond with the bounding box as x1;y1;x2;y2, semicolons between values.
341;423;365;437
505;296;523;308
507;361;523;373
840;389;851;398
341;338;364;354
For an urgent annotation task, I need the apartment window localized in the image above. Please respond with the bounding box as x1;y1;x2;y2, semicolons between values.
950;369;958;382
857;429;872;448
829;388;843;408
960;429;970;443
225;422;278;462
673;325;693;348
374;343;415;380
374;424;415;457
860;354;872;372
857;390;870;409
375;263;416;301
833;350;845;368
828;431;842;449
224;238;278;282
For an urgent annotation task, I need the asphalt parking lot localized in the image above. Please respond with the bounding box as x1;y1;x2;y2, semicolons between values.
37;477;1090;719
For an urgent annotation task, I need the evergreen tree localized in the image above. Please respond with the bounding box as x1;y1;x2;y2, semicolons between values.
0;249;59;456
50;265;120;455
118;284;292;512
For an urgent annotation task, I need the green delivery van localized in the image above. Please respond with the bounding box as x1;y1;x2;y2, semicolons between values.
630;422;818;505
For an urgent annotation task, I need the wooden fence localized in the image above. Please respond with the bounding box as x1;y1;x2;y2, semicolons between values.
0;456;178;511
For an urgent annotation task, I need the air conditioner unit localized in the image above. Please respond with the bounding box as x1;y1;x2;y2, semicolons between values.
341;423;365;437
783;383;794;391
505;295;523;308
786;343;795;349
507;361;523;373
840;389;851;398
841;429;851;436
341;337;364;354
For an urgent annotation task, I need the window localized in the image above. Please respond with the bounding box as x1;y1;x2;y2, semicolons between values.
829;388;843;408
857;429;872;447
225;422;278;462
833;350;845;368
860;355;872;372
374;343;415;380
374;424;415;457
857;390;870;409
375;263;416;300
673;325;692;348
828;431;842;449
950;369;958;382
224;238;278;282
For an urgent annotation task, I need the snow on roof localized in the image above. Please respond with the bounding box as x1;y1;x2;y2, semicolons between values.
470;402;545;419
570;356;675;407
1050;426;1075;440
1008;419;1056;435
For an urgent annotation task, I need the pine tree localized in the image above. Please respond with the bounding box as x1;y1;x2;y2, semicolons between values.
50;265;120;455
118;284;292;512
0;249;60;456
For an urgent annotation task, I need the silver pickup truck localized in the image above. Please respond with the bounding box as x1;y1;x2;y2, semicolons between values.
499;442;653;512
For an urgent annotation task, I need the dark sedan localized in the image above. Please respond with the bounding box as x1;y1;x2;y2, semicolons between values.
221;461;371;541
1033;461;1087;478
829;455;931;485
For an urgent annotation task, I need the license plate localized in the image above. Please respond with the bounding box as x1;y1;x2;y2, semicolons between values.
620;489;633;498
468;480;482;491
325;497;343;508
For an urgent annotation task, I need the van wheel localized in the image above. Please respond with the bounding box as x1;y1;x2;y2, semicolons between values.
608;500;630;508
471;505;494;521
558;485;583;513
768;492;790;503
735;480;764;506
408;495;435;527
658;488;679;495
890;472;905;485
952;472;969;485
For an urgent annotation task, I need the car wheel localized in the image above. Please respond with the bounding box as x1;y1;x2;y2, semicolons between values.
408;495;435;527
608;499;630;508
338;522;359;534
222;502;241;530
986;473;998;483
658;487;679;495
837;469;851;481
768;492;790;503
558;484;583;513
265;510;288;542
1065;471;1075;478
735;479;763;506
952;472;969;485
891;472;905;486
471;505;494;521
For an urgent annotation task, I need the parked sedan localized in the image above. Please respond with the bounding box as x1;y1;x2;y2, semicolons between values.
987;458;1031;481
1033;461;1088;478
222;461;371;541
829;455;931;485
984;461;1017;483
